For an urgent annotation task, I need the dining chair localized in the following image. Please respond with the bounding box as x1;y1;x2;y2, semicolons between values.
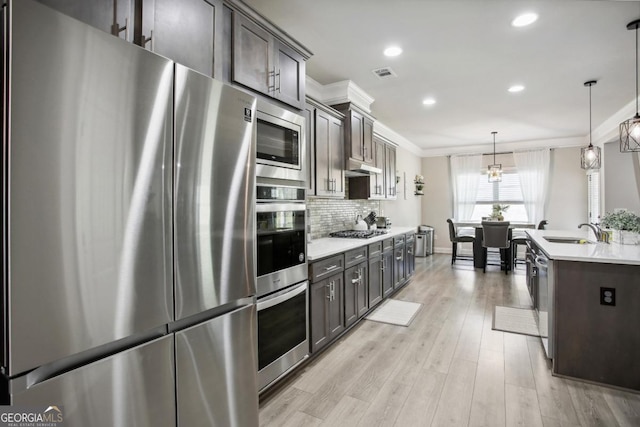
511;219;548;267
481;220;511;274
447;218;475;265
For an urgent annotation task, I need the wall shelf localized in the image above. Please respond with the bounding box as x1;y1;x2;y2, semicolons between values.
414;178;424;196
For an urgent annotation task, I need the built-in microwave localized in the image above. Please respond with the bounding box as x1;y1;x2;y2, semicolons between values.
256;99;306;182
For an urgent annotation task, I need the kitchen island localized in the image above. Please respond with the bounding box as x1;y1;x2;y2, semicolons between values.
526;229;640;392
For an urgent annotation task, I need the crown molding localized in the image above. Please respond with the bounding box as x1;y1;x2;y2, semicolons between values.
306;78;375;113
422;136;587;158
593;97;637;145
373;122;423;155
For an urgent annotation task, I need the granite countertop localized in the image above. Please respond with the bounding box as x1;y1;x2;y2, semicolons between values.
526;229;640;265
307;226;417;261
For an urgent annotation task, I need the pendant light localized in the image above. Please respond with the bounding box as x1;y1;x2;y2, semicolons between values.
487;131;502;182
581;80;601;170
620;19;640;152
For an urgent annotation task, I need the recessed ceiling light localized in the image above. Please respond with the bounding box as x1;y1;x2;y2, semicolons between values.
508;85;525;93
422;98;436;106
512;12;538;27
384;46;402;57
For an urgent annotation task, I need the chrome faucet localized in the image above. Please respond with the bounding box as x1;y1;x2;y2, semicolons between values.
578;223;609;243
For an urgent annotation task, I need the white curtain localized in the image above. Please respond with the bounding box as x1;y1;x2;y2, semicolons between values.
513;149;550;225
450;154;483;220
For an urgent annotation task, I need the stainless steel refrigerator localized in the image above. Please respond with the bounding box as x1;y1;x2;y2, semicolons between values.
1;1;259;425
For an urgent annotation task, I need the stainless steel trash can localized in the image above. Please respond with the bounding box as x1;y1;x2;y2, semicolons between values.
415;226;434;257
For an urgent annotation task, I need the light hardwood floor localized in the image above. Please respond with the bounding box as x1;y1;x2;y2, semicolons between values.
259;254;640;427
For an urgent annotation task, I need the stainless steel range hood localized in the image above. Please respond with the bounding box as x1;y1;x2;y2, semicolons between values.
344;158;382;176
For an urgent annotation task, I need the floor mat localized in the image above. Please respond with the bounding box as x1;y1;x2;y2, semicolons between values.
365;299;422;327
492;306;540;337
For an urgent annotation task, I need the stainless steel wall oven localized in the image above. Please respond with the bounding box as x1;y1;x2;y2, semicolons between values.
256;184;307;297
255;183;309;391
257;280;309;391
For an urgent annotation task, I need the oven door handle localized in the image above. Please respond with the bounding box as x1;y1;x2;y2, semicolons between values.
257;281;307;311
256;203;306;212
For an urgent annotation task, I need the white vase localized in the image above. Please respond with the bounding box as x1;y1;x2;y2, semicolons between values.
620;230;640;245
612;230;640;245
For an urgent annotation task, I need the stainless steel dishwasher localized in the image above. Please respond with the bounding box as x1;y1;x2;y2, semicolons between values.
535;251;554;359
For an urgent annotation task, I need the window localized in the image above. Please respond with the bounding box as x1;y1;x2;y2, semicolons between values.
587;171;600;224
470;169;528;221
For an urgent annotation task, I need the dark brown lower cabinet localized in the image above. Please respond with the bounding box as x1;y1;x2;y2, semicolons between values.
554;260;640;391
344;262;368;328
309;272;344;354
368;255;383;308
382;251;394;298
393;237;405;289
405;233;416;280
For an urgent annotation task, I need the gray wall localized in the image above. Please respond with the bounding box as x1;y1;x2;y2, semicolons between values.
546;146;588;230
604;141;640;215
380;145;423;228
421;146;588;253
420;156;452;253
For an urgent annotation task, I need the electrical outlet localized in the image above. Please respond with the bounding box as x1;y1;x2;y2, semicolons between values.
600;287;616;306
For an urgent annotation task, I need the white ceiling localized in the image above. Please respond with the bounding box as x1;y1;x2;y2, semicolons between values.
242;0;640;155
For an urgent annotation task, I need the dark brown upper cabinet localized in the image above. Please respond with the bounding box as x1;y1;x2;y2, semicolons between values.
138;0;223;78
232;11;307;110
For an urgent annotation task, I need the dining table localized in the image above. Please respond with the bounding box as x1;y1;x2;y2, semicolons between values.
454;221;536;270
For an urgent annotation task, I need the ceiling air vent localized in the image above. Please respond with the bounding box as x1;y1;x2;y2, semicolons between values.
372;66;397;79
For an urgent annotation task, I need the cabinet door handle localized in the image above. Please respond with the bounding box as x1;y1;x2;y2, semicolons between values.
112;17;128;41
327;281;335;301
353;254;364;260
276;69;281;93
141;30;153;51
326;283;331;300
267;69;276;92
352;270;361;284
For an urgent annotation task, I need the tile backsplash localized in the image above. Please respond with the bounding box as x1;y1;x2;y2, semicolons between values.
307;197;381;239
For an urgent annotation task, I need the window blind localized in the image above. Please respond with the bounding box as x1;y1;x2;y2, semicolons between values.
587;171;600;224
475;172;524;203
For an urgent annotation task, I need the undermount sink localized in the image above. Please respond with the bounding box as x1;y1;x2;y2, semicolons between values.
543;236;594;244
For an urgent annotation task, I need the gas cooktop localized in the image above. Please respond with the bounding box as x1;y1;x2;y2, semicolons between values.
329;230;389;239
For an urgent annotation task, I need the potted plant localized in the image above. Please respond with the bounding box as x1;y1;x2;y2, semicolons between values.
600;210;640;244
490;204;510;221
